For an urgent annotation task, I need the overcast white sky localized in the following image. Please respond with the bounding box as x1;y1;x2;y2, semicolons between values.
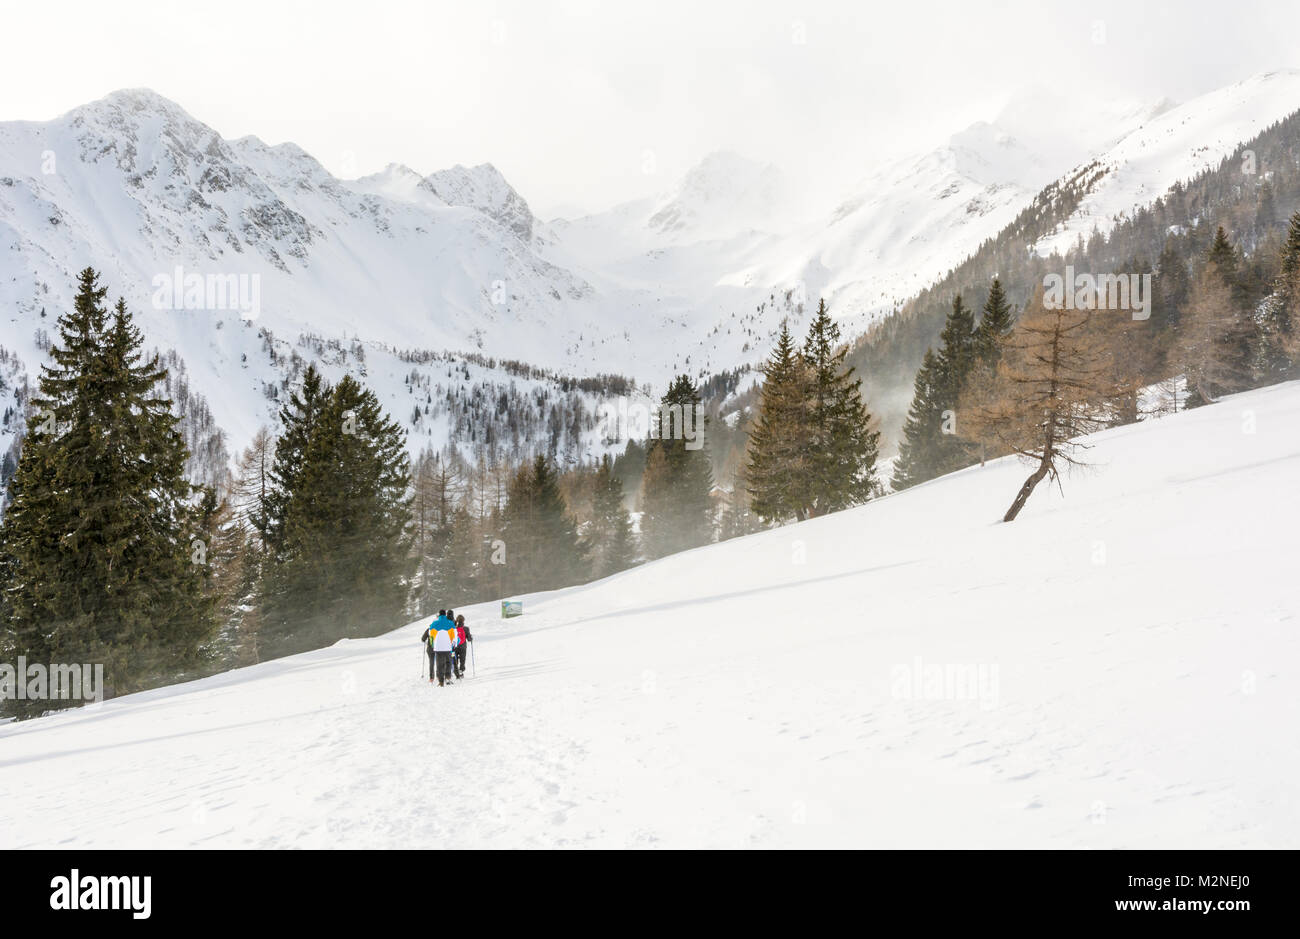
1;0;1296;217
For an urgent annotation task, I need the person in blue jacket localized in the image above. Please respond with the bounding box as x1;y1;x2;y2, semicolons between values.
422;611;457;686
423;611;444;681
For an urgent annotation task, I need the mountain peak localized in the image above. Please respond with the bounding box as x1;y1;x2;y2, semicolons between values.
76;88;200;125
421;163;535;241
675;150;779;194
646;150;789;239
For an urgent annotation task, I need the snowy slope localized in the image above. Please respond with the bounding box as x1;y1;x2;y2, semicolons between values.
1034;69;1300;257
2;382;1297;849
716;92;1172;336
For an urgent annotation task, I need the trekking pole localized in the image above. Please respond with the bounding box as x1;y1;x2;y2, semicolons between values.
471;641;476;678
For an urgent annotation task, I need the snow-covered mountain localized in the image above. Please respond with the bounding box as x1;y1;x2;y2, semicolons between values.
4;381;1297;848
2;72;1299;471
546;88;1175;361
1033;69;1300;257
0;89;602;366
0;90;660;471
722;92;1173;333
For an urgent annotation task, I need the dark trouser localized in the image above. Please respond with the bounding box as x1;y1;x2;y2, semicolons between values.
455;644;468;677
435;650;453;685
427;648;436;679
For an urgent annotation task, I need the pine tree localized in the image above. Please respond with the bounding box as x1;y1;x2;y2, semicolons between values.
1255;179;1279;234
1177;231;1258;404
800;299;879;515
640;376;714;557
933;293;977;467
891;293;975;489
719;463;763;541
262;375;413;656
1206;226;1242;297
612;439;647;502
101;298;215;682
587;454;636;578
746;321;809;522
499;461;539;594
960;280;1020;465
1;273;212;714
1154;241;1192;333
891;349;944;491
1204;227;1256;355
441;504;483;604
974;278;1015;368
500;455;587;593
1261;212;1300;376
265;365;328;556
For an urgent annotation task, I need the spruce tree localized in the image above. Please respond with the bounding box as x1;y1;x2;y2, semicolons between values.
974;278;1014;368
746;321;808;522
640;376;714;557
500;461;540;594
1177;262;1258;404
262;375;413;656
1155;241;1192;333
719;463;763;540
588;454;636;578
500;455;586;593
891;349;944;492
1262;212;1300;376
891;293;976;489
265;365;328;556
1179;229;1258;405
1;273;212;714
1255;179;1279;234
1206;226;1242;297
442;504;483;604
800;299;879;516
1205;226;1256;369
933;293;977;457
101;299;213;679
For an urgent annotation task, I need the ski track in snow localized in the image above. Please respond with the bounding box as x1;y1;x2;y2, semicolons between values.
2;384;1299;848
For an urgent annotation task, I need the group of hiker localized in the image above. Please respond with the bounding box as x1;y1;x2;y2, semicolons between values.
422;610;473;687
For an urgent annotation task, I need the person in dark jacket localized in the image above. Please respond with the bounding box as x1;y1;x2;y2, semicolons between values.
454;614;473;678
445;609;460;679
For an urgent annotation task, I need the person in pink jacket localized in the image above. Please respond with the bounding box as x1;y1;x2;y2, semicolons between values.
453;613;473;679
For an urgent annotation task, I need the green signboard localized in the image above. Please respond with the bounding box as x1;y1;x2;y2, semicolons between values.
501;600;524;619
